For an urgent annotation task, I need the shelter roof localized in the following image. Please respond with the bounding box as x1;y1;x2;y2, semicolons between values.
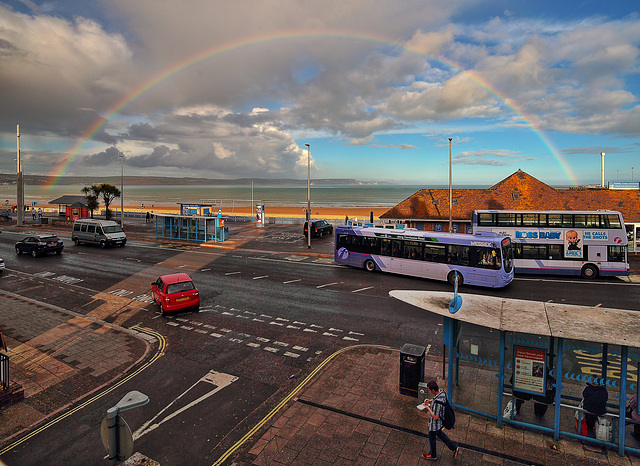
389;290;639;348
49;195;87;205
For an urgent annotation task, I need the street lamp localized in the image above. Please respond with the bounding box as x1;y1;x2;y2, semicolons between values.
448;137;453;233
305;143;311;249
117;152;124;228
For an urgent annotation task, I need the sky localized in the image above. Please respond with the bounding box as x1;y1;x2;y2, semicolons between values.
0;0;638;187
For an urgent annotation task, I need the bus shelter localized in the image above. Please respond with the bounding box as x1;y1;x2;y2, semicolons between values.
155;213;228;243
390;290;640;457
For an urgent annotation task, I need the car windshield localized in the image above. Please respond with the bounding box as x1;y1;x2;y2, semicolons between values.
103;225;123;234
166;281;195;294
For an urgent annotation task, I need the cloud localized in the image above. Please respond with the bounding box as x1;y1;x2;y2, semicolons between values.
453;148;532;166
370;144;418;149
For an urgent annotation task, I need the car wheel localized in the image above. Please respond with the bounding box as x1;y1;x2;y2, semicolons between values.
447;271;464;287
581;264;598;279
193;305;200;313
100;240;106;249
15;246;20;255
31;249;38;258
73;238;80;246
364;259;376;272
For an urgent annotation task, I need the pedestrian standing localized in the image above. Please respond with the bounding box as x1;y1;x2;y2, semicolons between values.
31;207;36;220
146;211;150;223
421;380;460;460
38;207;43;218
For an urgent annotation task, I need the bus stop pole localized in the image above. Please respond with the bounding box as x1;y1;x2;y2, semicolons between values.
446;317;455;400
497;331;506;428
619;345;628;456
553;337;564;441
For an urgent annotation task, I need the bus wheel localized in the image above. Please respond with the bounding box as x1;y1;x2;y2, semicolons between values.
364;259;376;272
581;264;598;279
447;271;463;287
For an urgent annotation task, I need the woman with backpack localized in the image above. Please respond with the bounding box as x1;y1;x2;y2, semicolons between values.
421;380;461;460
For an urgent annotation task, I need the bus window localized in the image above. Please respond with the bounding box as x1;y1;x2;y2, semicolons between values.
574;215;586;228
475;246;500;269
521;213;539;227
548;214;561;227
404;241;423;260
477;212;495;226
381;239;392;256
606;214;622;229
362;237;381;255
497;213;516;226
548;244;562;260
424;244;446;263
522;244;546;260
447;245;469;265
585;215;600;228
608;246;626;262
391;240;402;258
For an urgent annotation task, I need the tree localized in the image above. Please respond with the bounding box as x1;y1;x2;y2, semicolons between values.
81;186;99;218
84;183;120;220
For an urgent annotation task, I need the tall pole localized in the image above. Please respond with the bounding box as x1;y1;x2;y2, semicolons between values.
305;143;311;249
600;152;605;188
448;137;453;233
16;125;24;226
118;152;124;228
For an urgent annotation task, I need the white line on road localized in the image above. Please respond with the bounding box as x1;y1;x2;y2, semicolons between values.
352;286;374;293
225;271;241;275
283;279;302;284
253;275;269;280
317;282;339;288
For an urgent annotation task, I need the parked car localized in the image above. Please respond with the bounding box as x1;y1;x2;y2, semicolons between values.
15;234;64;257
151;273;200;315
303;220;334;238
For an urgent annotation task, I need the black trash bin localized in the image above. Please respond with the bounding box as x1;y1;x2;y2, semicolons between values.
399;343;425;397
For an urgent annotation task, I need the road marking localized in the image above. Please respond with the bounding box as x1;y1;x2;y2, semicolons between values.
225;271;241;275
329;328;343;332
317;282;339;288
283;255;306;262
201;268;211;272
34;271;55;278
264;347;278;353
293;346;308;352
284;352;300;358
108;289;133;297
133;371;238;440
51;275;83;284
343;336;359;341
253;275;269;280
283;279;302;284
352;286;374;293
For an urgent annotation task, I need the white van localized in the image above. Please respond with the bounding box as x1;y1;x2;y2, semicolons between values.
72;219;126;248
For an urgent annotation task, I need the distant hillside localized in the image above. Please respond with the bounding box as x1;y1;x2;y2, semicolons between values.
0;174;385;186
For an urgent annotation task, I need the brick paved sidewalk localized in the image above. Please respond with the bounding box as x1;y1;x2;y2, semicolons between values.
236;346;640;465
0;290;152;445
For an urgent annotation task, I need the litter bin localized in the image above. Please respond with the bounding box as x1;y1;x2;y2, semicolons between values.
399;343;425;397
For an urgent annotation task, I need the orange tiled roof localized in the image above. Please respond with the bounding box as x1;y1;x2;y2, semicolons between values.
380;169;640;223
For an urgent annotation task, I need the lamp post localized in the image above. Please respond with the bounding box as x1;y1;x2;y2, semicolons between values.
16;125;24;226
305;143;311;249
448;137;453;233
117;152;124;228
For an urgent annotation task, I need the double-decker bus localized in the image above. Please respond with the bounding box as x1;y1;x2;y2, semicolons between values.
472;210;629;278
334;226;514;288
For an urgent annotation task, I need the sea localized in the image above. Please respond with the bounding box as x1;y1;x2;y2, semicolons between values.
0;183;485;209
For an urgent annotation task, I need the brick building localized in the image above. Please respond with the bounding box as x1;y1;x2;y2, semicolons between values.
380;170;640;244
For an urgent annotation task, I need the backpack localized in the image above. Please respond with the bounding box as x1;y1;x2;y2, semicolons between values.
434;395;456;430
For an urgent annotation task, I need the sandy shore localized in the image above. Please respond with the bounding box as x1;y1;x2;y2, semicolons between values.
34;203;390;221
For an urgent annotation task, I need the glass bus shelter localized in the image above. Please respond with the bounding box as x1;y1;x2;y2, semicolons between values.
155;213;228;243
390;289;640;457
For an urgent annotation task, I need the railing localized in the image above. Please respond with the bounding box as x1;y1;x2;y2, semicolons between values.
0;352;8;390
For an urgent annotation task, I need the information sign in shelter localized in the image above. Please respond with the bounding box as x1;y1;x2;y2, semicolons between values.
512;346;546;395
256;204;265;227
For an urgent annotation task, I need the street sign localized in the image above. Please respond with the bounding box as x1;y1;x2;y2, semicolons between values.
101;415;134;462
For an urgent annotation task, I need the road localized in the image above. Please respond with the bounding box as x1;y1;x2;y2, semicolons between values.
0;225;638;464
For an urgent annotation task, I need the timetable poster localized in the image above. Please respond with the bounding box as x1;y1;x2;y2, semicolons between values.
513;347;546;395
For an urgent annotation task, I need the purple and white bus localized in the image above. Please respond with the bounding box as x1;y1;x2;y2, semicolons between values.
472;210;629;278
334;226;514;288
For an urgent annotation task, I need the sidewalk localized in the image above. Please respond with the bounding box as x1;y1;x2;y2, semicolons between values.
0;291;153;448
235;346;640;465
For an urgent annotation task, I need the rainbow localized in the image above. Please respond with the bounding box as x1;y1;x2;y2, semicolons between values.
48;31;576;186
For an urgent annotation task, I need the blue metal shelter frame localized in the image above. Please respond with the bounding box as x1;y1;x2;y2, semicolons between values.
154;214;228;243
442;317;638;457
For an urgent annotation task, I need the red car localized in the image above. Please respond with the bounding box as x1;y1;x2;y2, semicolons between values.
151;273;200;315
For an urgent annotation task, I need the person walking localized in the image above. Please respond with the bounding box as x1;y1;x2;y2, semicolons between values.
421;380;460;460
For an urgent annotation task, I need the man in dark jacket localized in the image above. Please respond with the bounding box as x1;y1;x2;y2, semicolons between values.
583;381;607;432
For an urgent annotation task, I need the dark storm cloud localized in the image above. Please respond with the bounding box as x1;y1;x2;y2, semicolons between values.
79;146;122;166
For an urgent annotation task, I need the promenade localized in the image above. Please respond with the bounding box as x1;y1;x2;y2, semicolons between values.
0;215;639;465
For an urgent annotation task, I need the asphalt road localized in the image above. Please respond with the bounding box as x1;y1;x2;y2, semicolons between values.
0;225;639;464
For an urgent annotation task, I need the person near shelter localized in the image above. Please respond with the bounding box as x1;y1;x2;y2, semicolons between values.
627;394;640;440
31;207;36;220
533;373;556;417
582;381;608;432
146;211;150;223
421;380;460;461
37;207;42;218
510;374;533;415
